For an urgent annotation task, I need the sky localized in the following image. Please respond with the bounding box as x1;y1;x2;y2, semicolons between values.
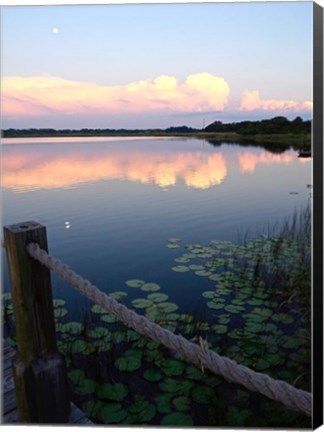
1;1;314;129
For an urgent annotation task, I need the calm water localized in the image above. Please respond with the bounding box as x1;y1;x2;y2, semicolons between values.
1;137;311;319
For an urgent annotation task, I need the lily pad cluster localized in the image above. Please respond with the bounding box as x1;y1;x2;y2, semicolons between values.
168;236;310;382
2;229;311;428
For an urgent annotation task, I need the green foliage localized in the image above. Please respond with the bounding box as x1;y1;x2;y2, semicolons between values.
97;383;128;401
161;412;193;426
205;116;311;136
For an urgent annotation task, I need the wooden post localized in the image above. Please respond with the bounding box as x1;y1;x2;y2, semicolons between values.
3;221;70;423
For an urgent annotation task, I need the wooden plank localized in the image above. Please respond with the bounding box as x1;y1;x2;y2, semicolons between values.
3;344;15;357
2;408;18;423
2;403;93;425
2;373;15;393
2;358;14;374
2;389;17;413
2;342;93;425
3;364;14;380
69;403;93;424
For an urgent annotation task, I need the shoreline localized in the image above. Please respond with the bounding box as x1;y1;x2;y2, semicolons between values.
1;132;311;148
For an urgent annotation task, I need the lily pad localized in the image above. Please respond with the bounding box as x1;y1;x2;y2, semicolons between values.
244;322;265;333
168;237;181;243
174;257;190;263
111;330;127;344
115;349;142;372
189;264;204;271
68;368;85;384
144;368;163;382
213;324;228;334
76;378;98;395
115;356;141;372
155;393;173;414
202;291;216;299
129;397;157;422
132;298;153;309
207;301;225;310
161;359;185;377
159;378;183;393
172;265;190;273
246;299;264;306
218;315;231;324
265;352;282;366
126;330;141;342
165;312;180;321
282;338;303;349
172;396;190;412
99;403;128;423
255;358;271;371
109;291;128;301
225;304;245;313
167;244;180;249
209;274;222;281
264;323;278;333
54;307;68;318
101;314;118;323
70;340;88;354
195;270;211;277
244;313;268;323
156;302;179;313
272;313;294;324
147;293;169;303
141;283;161;292
252;307;273;318
98;341;112;353
125;279;145;288
232;299;245;305
91;304;108;314
88;326;109;339
97;383;128;401
59;321;84;335
53;299;65;307
161;412;193;426
226;406;252;426
186;365;205;381
83;400;105;418
191;386;215;404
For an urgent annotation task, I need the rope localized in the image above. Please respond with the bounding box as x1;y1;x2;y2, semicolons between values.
26;242;312;417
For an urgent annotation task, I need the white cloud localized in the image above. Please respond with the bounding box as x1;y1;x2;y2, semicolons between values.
2;73;230;118
239;89;313;113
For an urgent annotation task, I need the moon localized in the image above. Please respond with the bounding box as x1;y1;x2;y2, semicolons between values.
52;28;59;34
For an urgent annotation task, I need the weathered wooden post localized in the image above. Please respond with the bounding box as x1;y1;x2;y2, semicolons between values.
3;221;70;423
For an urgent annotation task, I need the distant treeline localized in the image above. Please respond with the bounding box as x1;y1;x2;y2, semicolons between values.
2;126;199;138
2;117;311;138
205;116;311;135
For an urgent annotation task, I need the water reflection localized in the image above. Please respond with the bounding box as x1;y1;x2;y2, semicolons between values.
237;151;294;173
1;138;300;193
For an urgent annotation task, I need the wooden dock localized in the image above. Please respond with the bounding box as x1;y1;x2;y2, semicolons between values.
2;343;93;425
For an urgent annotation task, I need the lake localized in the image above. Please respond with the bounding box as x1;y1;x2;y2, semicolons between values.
1;136;312;427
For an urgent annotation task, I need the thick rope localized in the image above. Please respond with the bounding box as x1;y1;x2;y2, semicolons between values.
26;242;312;416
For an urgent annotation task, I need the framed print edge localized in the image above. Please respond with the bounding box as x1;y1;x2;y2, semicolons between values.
313;1;324;428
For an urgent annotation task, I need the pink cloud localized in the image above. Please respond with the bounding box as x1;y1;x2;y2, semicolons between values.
2;73;230;118
239;90;313;113
2;146;227;191
238;150;294;174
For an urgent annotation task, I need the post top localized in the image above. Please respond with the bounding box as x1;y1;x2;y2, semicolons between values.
4;221;44;233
